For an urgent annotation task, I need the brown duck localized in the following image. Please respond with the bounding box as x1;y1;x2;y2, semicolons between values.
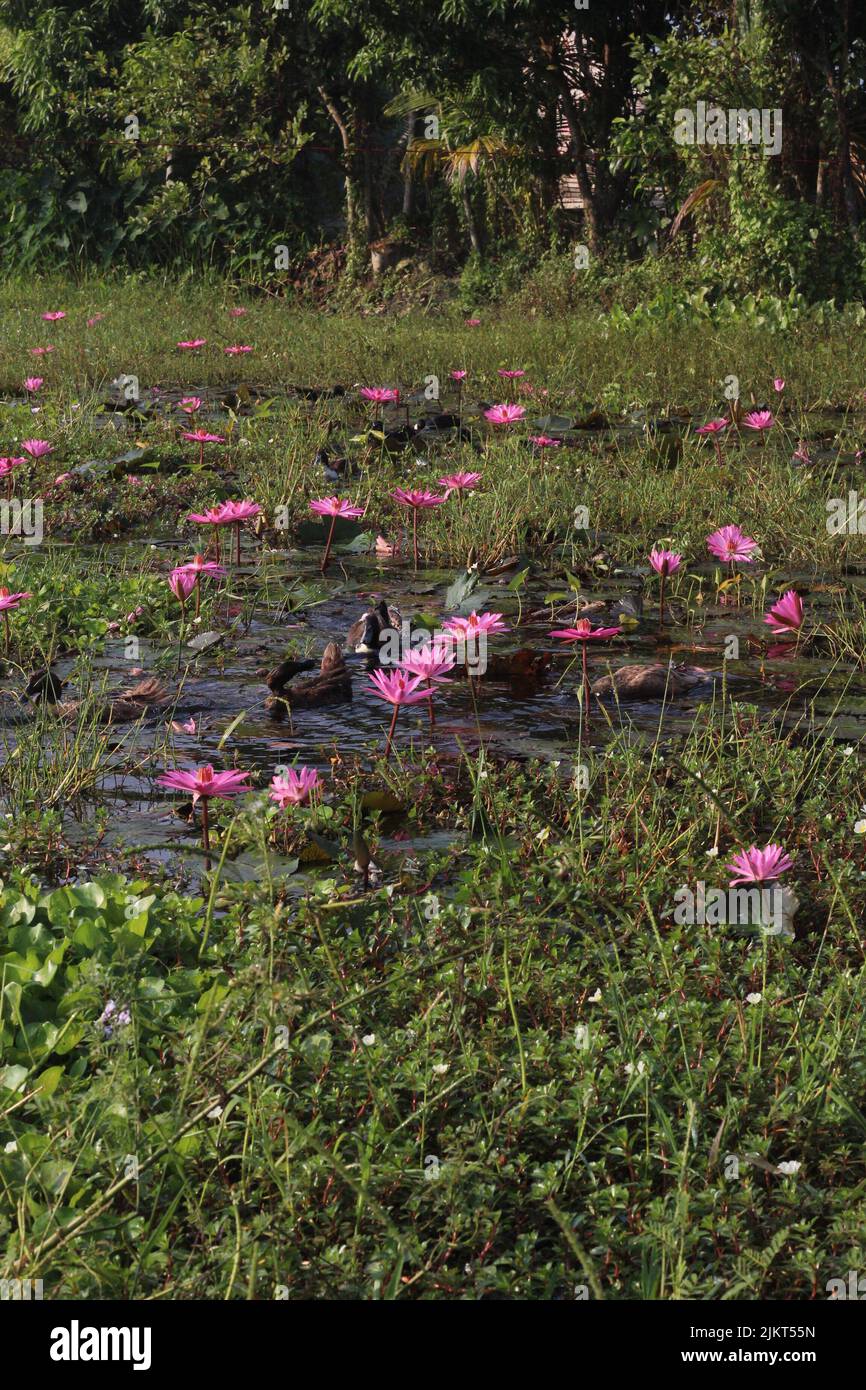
591;663;713;701
27;668;170;723
265;642;352;713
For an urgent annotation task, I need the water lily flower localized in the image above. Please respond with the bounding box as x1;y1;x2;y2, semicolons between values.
725;843;793;884
484;403;526;425
181;429;225;468
706;525;758;565
450;370;467;381
228;307;248;317
269;767;321;808
368;668;432;760
0;587;31;653
309;496;366;572
694;416;728;464
444;610;510;640
157;763;252;856
398;641;455;731
765;590;804;636
224;344;253;355
497;369;525;379
179;396;202;414
24;378;43;393
360;386;399;404
171;717;198;735
177;339;206;350
438;471;481;494
773;378;785;393
176;554;226;618
649;548;683;626
41;311;66;321
391;488;447;570
743;409;774;434
549;620;621;728
528;435;561;448
791;442;812;466
21;439;53;458
87;314;104;327
465;318;481;326
212;498;262;565
0;458;25;498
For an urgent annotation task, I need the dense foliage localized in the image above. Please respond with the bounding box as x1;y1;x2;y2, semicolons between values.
1;1;865;298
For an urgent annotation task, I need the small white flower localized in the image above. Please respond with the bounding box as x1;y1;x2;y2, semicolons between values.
207;1106;223;1120
705;846;719;858
432;1063;449;1075
588;989;602;1003
776;1160;801;1176
745;992;763;1005
655;1009;667;1020
4;1140;18;1154
842;746;854;757
854;820;866;836
362;1033;376;1046
625;1059;646;1076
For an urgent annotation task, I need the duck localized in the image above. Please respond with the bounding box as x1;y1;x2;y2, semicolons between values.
591;663;714;702
315;447;358;486
27;669;171;724
265;642;352;714
258;655;317;694
468;648;552;689
345;599;401;654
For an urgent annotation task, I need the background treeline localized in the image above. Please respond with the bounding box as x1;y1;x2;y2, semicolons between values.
1;0;865;302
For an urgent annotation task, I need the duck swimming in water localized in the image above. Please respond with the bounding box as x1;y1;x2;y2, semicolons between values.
591;663;715;702
265;642;352;714
27;668;171;723
345;599;401;655
259;655;317;694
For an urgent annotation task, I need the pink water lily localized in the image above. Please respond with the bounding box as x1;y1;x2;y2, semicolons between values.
398;640;455;732
649;548;683;626
177;339;207;350
743;409;774;434
212;499;262;565
706;525;758;566
310;496;366;572
24;378;43;393
484;403;526;425
392;488;447;571
695;417;728;464
498;369;525;379
177;553;226;618
528;435;561;448
773;378;785;393
21;439;53;458
465;318;481;326
550;620;621;729
171;717;198;735
368;668;433;760
439;471;481;494
41;311;66;322
157;763;252;857
444;610;510;641
224;344;253;355
181;429;225;469
450;370;467;381
229;307;248;317
0;588;32;653
360;386;399;404
29;346;54;356
765;590;804;636
0;458;25;497
269;766;321;808
726;844;793;885
179;396;202;414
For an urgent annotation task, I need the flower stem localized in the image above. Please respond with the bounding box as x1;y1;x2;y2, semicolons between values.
384;704;400;760
321;513;337;573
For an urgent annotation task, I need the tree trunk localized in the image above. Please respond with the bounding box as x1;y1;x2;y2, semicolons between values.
402;113;415;219
317;85;366;273
540;42;600;252
461;183;484;256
